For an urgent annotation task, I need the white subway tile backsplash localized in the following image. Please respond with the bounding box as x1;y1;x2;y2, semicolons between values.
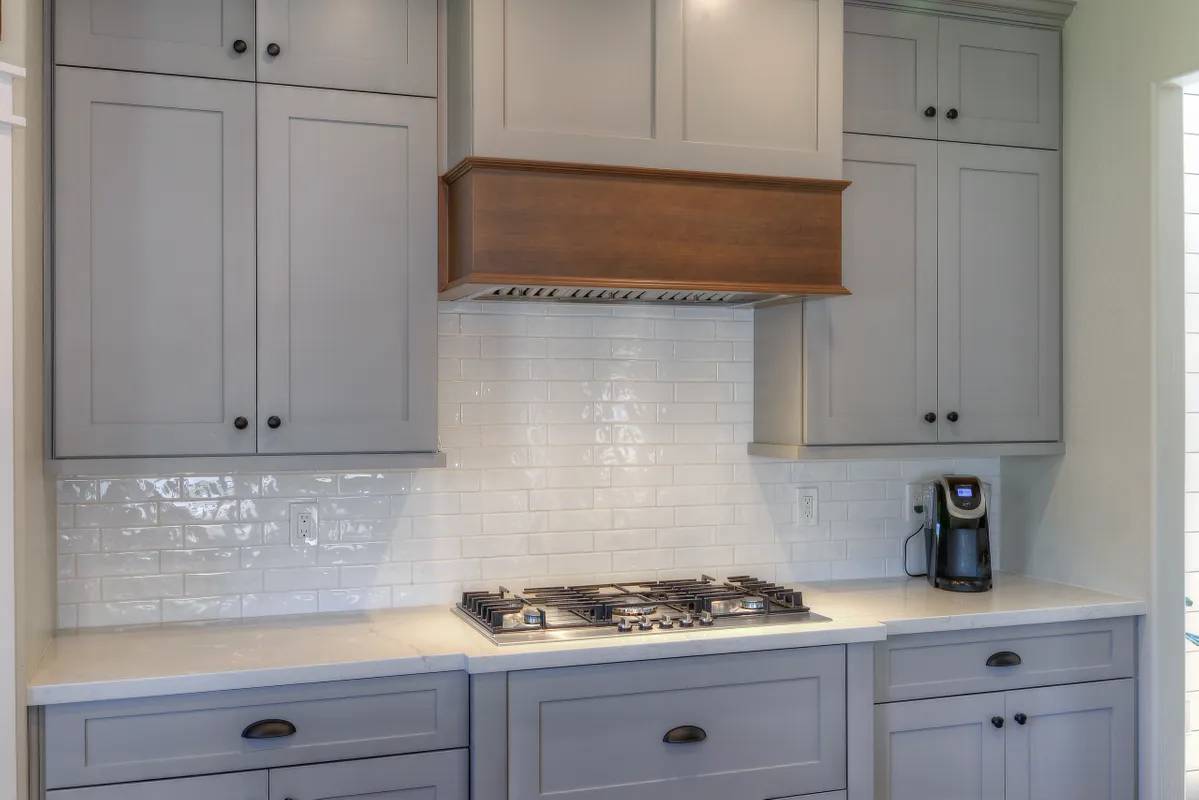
55;304;1002;628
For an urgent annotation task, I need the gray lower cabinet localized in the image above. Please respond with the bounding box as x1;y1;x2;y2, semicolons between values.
257;0;437;96
47;771;267;800
876;692;1006;800
506;647;847;800
256;85;437;454
844;5;1060;150
1004;680;1135;800
54;66;258;458
876;679;1134;800
55;0;256;81
779;135;1060;447
270;750;468;800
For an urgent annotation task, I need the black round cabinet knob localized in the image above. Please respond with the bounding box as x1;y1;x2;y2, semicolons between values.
991;716;1005;729
1014;713;1028;726
266;42;282;57
924;412;937;424
947;411;960;422
267;416;282;429
233;416;249;430
924;105;937;117
946;108;960;120
232;39;248;54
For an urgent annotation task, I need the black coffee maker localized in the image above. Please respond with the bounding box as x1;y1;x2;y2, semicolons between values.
921;475;992;592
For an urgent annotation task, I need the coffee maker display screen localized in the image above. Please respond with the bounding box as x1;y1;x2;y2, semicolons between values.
944;477;984;512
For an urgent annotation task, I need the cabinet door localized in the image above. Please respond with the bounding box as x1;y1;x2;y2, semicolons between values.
257;0;436;95
937;143;1060;443
938;19;1060;149
54;67;257;458
1004;679;1135;800
805;135;939;445
268;751;467;800
843;6;938;139
875;693;1006;800
256;85;437;454
47;771;266;800
56;0;255;81
460;0;842;179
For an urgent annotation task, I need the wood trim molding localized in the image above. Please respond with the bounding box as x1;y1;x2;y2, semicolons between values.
846;0;1075;28
440;157;851;301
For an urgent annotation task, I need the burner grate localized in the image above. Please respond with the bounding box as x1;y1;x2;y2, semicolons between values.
456;575;813;642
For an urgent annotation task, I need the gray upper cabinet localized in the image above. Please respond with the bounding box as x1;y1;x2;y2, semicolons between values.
449;0;844;179
256;85;437;454
257;0;437;96
269;751;468;800
939;18;1060;150
875;692;1006;800
844;5;1060;149
54;67;257;458
938;143;1060;443
805;134;939;445
1004;680;1135;800
843;5;938;140
55;0;256;81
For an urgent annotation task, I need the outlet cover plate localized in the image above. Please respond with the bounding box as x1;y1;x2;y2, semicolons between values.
290;502;319;548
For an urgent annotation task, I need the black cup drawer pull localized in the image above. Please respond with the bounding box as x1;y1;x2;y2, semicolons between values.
241;719;297;739
663;725;707;744
986;651;1023;668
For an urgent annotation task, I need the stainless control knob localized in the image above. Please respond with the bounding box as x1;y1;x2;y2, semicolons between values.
637;614;654;631
699;611;715;627
617;618;633;632
679;613;695;628
658;616;674;629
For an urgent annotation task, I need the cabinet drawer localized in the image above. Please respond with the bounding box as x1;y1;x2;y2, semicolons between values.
875;618;1135;702
508;647;846;800
269;749;467;800
43;672;467;789
47;771;266;800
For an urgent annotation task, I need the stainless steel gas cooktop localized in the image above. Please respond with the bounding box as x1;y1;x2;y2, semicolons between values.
455;575;828;645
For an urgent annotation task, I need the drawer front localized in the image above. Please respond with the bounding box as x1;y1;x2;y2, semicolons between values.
47;770;266;800
269;750;468;800
508;647;847;800
43;672;467;789
875;618;1135;702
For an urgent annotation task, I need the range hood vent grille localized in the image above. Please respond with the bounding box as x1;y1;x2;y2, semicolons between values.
466;285;783;307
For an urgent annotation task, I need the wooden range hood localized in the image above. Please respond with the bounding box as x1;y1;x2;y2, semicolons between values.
439;158;851;306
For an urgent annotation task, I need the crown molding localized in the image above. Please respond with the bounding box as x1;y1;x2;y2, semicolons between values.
846;0;1076;28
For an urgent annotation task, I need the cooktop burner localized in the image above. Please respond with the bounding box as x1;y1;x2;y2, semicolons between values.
455;575;826;644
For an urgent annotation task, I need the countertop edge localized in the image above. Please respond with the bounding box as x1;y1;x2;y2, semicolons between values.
878;600;1148;636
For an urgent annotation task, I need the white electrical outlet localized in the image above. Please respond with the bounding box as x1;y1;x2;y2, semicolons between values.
904;483;928;525
290;503;319;547
797;487;818;527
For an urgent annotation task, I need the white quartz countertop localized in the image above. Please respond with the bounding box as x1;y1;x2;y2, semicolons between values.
28;572;1145;706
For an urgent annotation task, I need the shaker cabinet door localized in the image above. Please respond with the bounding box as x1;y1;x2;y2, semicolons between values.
843;6;939;139
55;0;255;80
938;18;1060;149
256;85;437;454
805;134;939;445
256;0;437;95
1004;680;1135;800
875;693;1006;800
54;67;257;458
937;143;1061;443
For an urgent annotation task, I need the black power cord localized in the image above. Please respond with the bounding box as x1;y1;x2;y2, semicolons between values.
903;502;927;578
